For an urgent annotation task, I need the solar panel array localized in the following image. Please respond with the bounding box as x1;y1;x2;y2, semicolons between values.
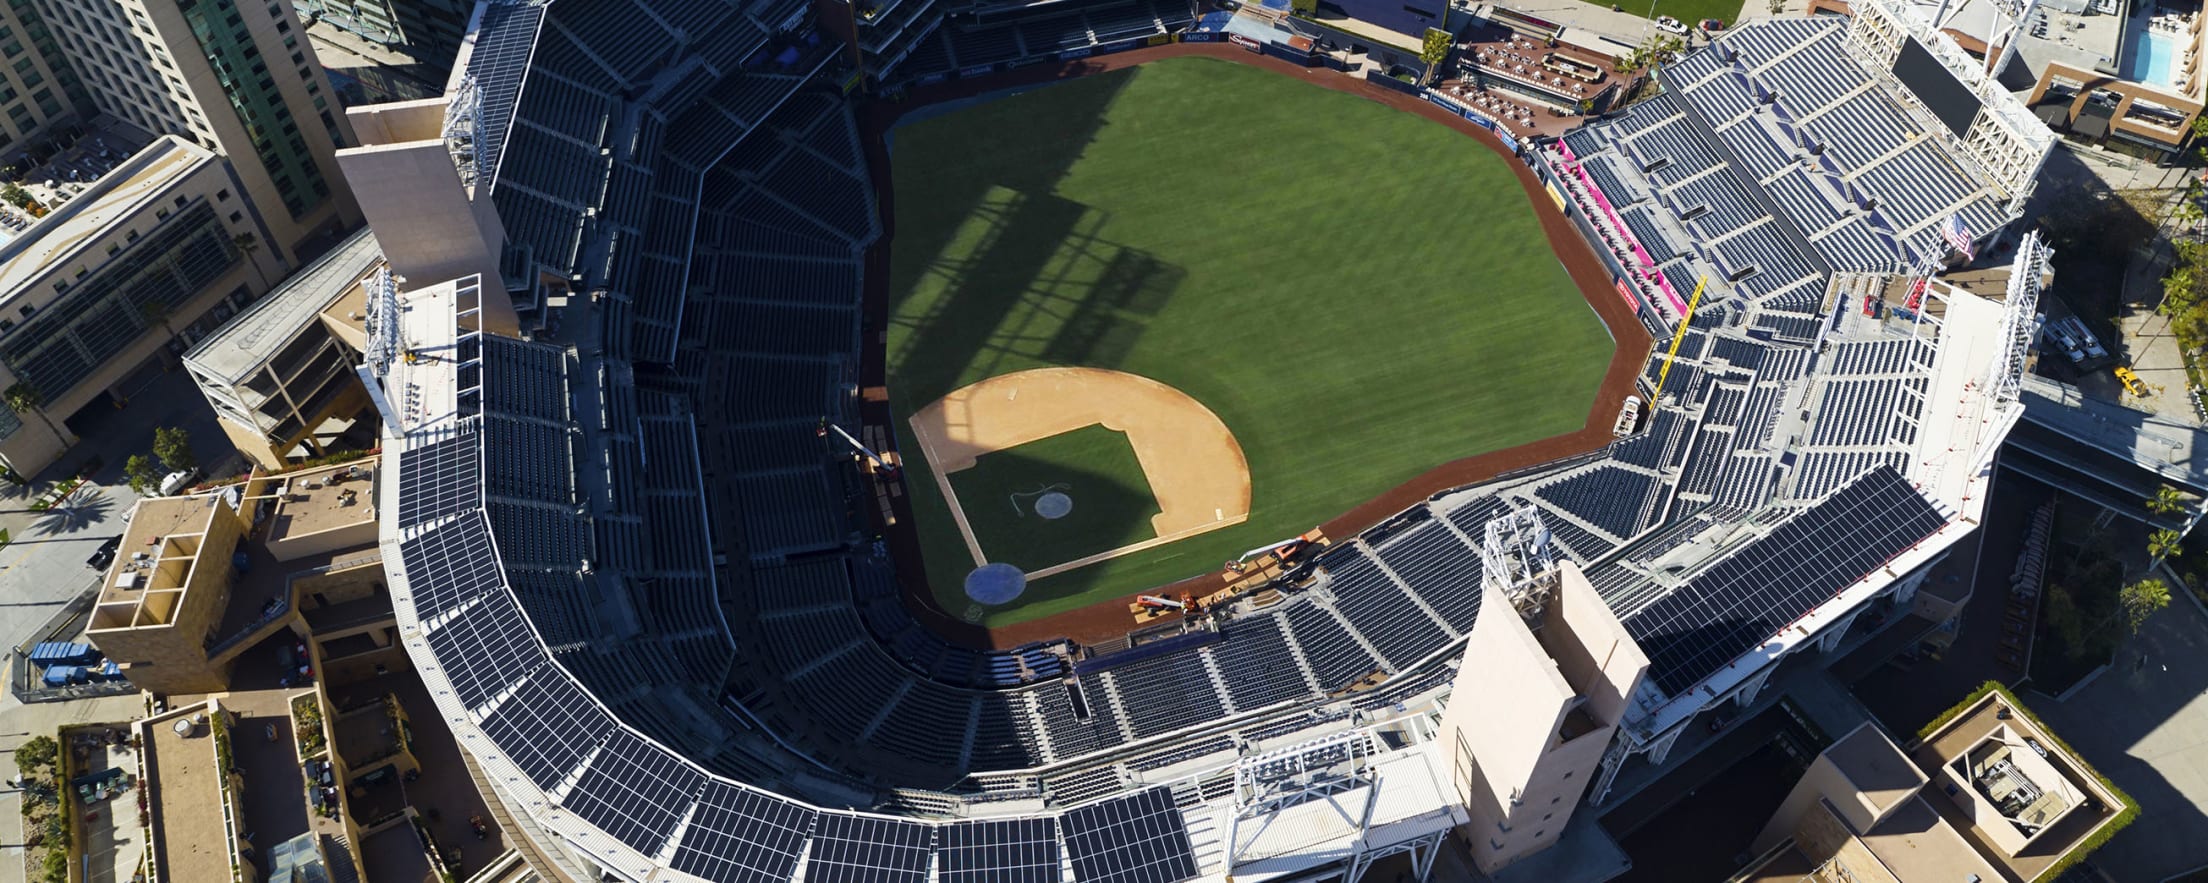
805;814;935;883
394;513;506;619
1625;467;1946;692
479;670;614;790
937;818;1062;883
562;731;707;856
668;781;816;883
464;2;545;187
1062;786;1200;883
423;590;544;709
396;430;480;528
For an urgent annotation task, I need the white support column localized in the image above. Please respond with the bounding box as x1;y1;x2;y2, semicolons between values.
1413;833;1442;881
1734;667;1773;707
1591;737;1631;806
1894;572;1924;607
1647;726;1685;766
1819;610;1860;654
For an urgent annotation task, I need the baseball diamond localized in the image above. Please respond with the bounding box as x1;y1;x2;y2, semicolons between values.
884;57;1618;626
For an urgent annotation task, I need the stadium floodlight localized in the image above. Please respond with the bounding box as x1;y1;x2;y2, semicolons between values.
1481;504;1558;620
444;74;483;187
1988;230;2049;408
362;267;403;378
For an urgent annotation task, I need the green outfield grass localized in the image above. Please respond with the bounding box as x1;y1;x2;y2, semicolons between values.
945;425;1162;573
886;56;1615;627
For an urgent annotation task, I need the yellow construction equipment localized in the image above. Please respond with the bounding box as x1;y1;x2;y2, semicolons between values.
2115;365;2149;398
1648;275;1709;412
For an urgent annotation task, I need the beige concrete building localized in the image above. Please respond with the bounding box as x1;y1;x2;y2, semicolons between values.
184;229;380;469
335;94;514;333
0;134;280;477
1738;690;2130;883
87;457;381;694
84;493;249;694
1439;559;1649;876
139;699;252;883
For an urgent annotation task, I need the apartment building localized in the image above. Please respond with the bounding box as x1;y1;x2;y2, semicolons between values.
33;0;362;258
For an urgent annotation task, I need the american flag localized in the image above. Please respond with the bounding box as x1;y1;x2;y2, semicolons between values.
1940;214;1975;261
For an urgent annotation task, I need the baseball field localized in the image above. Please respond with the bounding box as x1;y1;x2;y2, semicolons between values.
885;56;1615;627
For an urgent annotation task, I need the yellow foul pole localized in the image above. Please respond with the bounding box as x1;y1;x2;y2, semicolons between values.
1648;275;1708;411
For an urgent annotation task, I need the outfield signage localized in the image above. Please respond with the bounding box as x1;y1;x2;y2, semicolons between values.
1422;91;1521;153
1229;33;1264;52
1183;30;1222;42
1060;47;1094;60
915;72;949;86
960;64;1000;78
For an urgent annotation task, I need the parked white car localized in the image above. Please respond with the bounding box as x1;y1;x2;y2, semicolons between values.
1655;15;1688;34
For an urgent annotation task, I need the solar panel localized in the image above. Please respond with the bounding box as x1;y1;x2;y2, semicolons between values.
936;817;1060;883
803;813;933;883
397;430;481;528
1062;787;1199;883
477;669;613;790
1626;467;1944;693
562;730;705;856
396;513;506;619
465;2;544;188
423;589;545;710
668;781;815;883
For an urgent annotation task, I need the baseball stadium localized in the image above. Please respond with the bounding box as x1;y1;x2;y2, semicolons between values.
362;0;2058;878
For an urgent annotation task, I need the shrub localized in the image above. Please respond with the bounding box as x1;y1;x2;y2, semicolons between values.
14;735;56;774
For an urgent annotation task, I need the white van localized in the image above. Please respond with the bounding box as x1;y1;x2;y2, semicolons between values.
157;468;200;497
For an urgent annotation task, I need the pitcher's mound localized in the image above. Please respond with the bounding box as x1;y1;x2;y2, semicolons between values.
1035;492;1073;520
964;562;1028;605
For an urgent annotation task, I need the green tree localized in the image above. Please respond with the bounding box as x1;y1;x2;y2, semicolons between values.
12;734;56;774
2121;578;2172;635
152;426;195;474
1420;28;1453;74
2148;484;2186;516
3;382;62;444
2149;528;2184;563
124;454;158;496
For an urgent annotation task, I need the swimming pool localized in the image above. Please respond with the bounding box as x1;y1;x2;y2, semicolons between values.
2124;27;2182;88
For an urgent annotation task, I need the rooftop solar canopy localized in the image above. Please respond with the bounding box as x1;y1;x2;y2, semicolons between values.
1624;467;1946;693
1063;786;1201;883
396;430;480;529
394;513;506;619
805;814;935;883
422;587;547;709
561;730;706;856
668;780;816;883
478;669;614;790
937;817;1062;883
465;2;546;189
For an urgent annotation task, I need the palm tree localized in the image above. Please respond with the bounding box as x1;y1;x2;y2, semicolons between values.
233;232;269;290
2148;528;2184;564
139;300;179;359
2147;484;2185;517
3;381;61;445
